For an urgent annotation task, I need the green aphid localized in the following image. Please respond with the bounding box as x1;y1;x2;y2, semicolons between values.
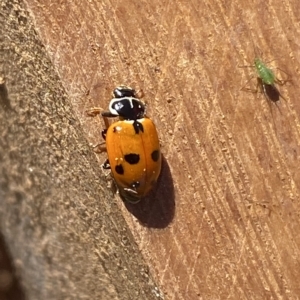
254;58;287;103
241;56;289;104
254;58;277;85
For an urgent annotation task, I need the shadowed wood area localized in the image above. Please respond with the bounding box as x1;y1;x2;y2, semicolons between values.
1;0;300;299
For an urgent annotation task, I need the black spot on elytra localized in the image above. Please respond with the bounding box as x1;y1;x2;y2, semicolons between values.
133;120;144;134
124;153;140;164
151;150;160;162
115;164;124;175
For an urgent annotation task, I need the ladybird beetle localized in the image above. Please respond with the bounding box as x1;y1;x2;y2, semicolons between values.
100;86;161;203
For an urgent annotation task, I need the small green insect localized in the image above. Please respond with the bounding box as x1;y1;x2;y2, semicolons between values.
240;54;290;105
254;57;277;85
254;57;288;103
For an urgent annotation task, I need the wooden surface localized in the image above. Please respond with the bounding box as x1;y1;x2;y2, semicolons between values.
1;0;300;299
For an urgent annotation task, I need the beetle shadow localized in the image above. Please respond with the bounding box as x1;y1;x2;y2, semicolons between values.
124;155;175;228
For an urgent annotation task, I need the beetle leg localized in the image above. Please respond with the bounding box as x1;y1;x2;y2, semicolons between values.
101;114;112;130
92;141;106;153
102;111;117;118
102;159;111;169
102;129;107;140
86;107;102;117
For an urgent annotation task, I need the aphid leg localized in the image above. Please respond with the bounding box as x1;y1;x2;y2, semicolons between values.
263;58;279;65
275;87;288;103
240;75;257;93
274;68;292;89
276;67;290;78
238;64;254;69
275;75;292;87
273;100;282;113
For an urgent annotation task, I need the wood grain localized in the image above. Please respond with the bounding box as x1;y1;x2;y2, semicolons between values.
2;0;300;298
